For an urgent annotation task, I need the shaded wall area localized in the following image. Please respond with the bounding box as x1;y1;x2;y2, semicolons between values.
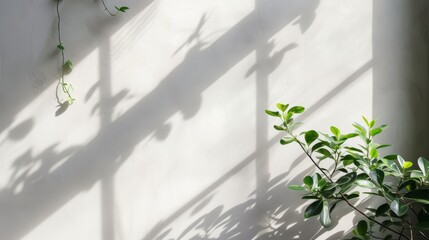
373;0;429;161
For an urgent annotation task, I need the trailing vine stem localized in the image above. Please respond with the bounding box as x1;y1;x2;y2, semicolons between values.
56;0;74;105
100;0;129;17
54;0;128;106
285;128;410;240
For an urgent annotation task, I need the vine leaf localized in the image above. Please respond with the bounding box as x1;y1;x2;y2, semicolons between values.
115;6;129;13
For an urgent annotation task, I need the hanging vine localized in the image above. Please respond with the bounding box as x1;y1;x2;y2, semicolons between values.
55;0;128;106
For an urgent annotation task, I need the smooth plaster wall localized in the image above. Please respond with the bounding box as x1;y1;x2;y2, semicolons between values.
0;0;427;239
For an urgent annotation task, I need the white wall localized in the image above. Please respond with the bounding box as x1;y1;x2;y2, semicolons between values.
0;0;427;239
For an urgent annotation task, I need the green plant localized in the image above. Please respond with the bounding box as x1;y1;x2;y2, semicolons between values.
266;103;429;240
55;0;128;106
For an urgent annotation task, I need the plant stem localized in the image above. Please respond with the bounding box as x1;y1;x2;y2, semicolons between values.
100;0;118;16
56;0;73;104
295;140;410;240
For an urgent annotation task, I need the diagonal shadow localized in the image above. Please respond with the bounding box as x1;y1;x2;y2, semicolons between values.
140;59;373;240
0;1;320;239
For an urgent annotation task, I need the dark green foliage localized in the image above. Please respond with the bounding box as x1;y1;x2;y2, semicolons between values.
266;102;429;240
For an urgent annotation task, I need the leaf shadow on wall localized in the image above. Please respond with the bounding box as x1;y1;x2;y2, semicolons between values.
0;0;320;240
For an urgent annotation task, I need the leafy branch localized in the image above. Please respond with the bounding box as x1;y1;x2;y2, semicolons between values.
266;103;429;240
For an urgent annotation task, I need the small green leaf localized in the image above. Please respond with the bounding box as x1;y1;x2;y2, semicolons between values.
288;185;305;190
404;189;429;204
57;43;64;50
341;133;359;140
336;172;357;187
370;148;379;159
320;200;332;228
273;125;284;131
316;148;334;160
276;103;288;112
362;116;370;126
62;60;73;75
369;169;384;185
370;127;383;137
356;220;368;236
305;130;319;145
353;123;367;136
376;203;390;217
115;6;129;12
383;154;397;160
369;119;376;128
288;106;305;114
311;141;326;152
418;157;429;176
280;137;295;145
390;198;408;216
330;126;340;138
403;161;413;169
303;175;313;187
304;200;323;218
265;110;281;118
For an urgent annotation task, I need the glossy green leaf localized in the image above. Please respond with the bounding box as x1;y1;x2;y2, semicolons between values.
276;103;288;112
352;123;367;136
288;185;305;190
383;155;397;160
273;125;284;131
304;200;323;218
115;6;129;12
398;179;417;191
370;148;379;159
288;106;305;114
317;148;334;160
418;157;429;176
362;116;370;126
280;137;295;145
410;170;424;178
390;198;408;216
345;192;359;199
404;189;429;204
320;201;332;228
336;172;357;188
303;176;313;187
403;161;413;169
330;126;340;138
369;169;384;185
311;141;326;152
341;133;359;140
397;155;405;167
312;173;321;190
265;110;281;118
376;203;390;217
356;220;368;236
375;144;391;149
369;128;382;137
304;130;319;145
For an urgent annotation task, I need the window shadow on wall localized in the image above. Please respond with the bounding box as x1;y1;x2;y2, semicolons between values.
140;59;373;240
0;0;321;239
